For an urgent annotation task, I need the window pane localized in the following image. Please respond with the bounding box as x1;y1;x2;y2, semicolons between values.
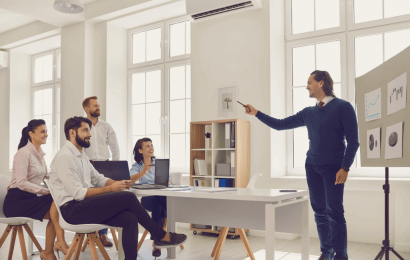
292;45;315;86
333;83;342;98
293;87;315;115
186;99;191;133
149;134;162;158
133;32;146;64
186;21;191;54
294;127;309;168
385;0;410;19
385;29;410;61
170;134;186;168
316;41;341;82
34;58;43;84
292;0;314;34
146;28;161;61
170;66;185;100
354;0;383;24
146;102;161;135
186;134;190;168
146;70;161;103
42;88;53;115
132;104;145;136
315;0;339;31
186;65;191;98
132;73;145;104
355;34;383;77
43;54;53;82
57;52;61;78
170;22;186;57
34;90;43;116
170;100;185;133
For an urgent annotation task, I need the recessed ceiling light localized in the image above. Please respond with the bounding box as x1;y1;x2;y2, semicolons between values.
53;0;84;14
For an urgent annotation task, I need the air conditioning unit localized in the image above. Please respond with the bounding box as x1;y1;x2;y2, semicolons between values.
0;51;8;70
186;0;262;22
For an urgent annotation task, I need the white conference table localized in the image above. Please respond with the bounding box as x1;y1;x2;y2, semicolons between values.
115;187;309;260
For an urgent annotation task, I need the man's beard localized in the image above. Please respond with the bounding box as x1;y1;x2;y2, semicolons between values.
76;134;91;148
90;110;100;117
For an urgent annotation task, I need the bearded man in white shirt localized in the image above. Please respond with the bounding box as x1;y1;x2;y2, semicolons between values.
82;96;120;246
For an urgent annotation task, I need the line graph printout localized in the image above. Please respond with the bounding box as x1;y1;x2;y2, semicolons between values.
365;88;381;122
387;72;407;115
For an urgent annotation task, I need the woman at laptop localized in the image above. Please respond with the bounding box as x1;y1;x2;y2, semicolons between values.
3;120;69;260
130;137;167;258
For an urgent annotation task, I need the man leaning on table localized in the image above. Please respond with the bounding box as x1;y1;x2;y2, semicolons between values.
49;116;187;260
244;70;359;260
82;96;120;246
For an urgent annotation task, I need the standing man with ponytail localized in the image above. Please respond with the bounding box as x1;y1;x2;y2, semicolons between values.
82;96;120;247
243;71;359;260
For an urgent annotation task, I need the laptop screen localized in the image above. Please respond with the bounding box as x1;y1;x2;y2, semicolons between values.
92;161;131;181
155;159;169;186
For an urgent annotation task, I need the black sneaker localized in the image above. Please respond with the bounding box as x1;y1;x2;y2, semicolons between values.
154;232;187;248
318;255;329;260
152;247;161;257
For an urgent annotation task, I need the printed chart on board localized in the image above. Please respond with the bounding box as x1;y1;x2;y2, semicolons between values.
387;72;407;115
365;88;381;122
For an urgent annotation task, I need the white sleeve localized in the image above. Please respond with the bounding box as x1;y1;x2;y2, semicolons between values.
89;160;110;187
55;155;88;201
107;123;120;160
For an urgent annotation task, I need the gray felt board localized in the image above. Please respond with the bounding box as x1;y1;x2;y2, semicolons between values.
355;45;410;167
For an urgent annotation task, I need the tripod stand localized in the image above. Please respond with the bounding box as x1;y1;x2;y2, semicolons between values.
374;167;404;260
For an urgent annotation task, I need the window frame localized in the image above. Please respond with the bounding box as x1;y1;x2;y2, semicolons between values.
56;49;61;83
31;50;55;87
127;64;166;164
347;0;410;31
164;59;191;173
164;16;191;63
127;21;165;69
285;0;347;41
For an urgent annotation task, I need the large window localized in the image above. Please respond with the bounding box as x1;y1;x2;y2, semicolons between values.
128;16;191;173
286;0;410;177
32;49;61;168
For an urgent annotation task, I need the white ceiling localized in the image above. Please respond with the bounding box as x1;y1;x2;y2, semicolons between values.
0;8;37;34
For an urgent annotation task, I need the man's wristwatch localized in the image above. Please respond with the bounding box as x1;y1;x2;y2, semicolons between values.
342;166;350;172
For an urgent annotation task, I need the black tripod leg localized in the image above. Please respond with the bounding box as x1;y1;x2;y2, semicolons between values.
374;248;384;260
390;248;405;260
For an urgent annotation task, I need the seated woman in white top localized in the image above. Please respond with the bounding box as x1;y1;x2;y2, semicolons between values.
129;138;167;258
3;120;69;260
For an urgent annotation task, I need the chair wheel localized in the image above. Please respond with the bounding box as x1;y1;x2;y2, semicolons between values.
231;235;236;239
193;231;197;235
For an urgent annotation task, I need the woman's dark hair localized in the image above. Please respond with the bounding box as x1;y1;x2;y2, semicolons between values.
311;70;335;97
64;116;92;140
18;119;46;150
133;137;152;164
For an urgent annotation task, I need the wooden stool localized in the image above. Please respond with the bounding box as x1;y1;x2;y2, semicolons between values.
211;228;255;260
0;224;43;260
65;231;111;260
81;229;118;252
137;229;184;251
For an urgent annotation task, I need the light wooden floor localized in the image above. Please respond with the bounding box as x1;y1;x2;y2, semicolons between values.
0;222;409;260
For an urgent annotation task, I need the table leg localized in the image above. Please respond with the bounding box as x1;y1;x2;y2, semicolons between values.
167;197;177;259
27;221;33;255
301;200;309;260
265;204;275;260
118;228;124;260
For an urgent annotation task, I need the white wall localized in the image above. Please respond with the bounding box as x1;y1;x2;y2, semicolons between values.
191;0;279;180
0;53;10;178
9;50;31;169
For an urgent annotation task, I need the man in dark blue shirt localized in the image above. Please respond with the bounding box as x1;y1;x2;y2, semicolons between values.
244;70;359;260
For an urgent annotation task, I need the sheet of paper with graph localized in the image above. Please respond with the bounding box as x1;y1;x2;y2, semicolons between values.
387;72;407;115
365;88;381;122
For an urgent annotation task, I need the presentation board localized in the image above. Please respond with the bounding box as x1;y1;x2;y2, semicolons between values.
356;45;410;167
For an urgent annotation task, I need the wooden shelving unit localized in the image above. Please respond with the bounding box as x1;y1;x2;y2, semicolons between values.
189;119;250;238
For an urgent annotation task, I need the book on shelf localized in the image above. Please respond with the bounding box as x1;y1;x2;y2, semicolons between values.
230;151;235;176
193;158;208;176
219;178;234;187
214;179;220;187
194;178;206;187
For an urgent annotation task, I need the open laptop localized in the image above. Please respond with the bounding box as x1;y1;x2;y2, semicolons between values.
92;161;131;181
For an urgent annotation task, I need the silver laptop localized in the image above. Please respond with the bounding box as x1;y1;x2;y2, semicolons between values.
132;159;170;190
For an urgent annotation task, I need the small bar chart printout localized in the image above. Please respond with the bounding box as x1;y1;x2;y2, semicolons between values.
387;72;407;115
365;88;381;122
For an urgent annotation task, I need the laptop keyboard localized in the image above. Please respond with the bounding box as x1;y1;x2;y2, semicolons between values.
132;184;167;189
